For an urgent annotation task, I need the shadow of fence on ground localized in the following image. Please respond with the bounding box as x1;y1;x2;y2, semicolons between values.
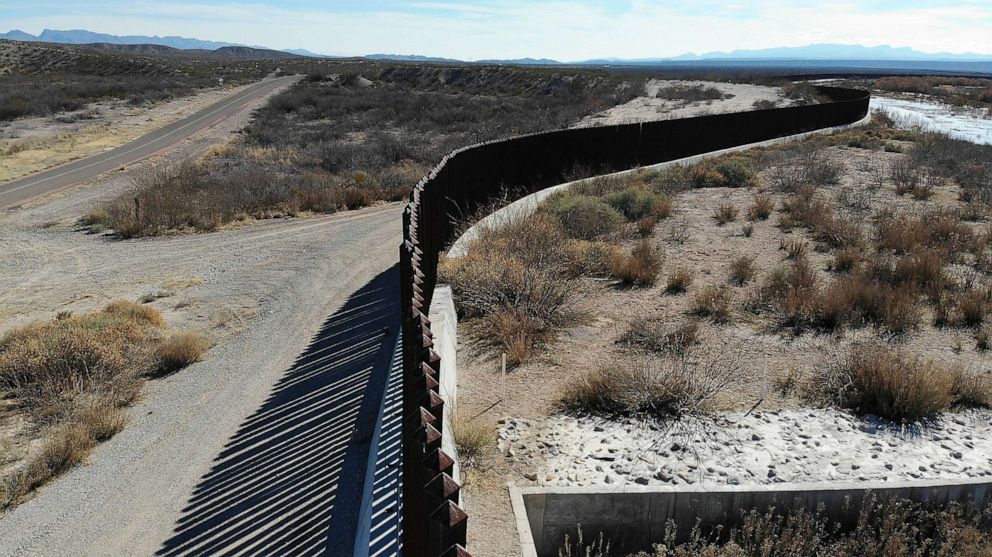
158;265;401;557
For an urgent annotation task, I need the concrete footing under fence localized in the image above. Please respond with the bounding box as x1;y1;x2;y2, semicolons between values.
429;285;460;485
509;479;992;557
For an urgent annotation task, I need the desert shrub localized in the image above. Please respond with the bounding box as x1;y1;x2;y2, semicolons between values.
543;193;624;240
691;285;733;323
957;289;990;327
634;497;992;557
821;273;921;334
449;413;495;461
609;240;663;286
665;268;694;294
156;332;211;374
810;346;955;421
712;158;758;188
652;194;675;219
830;248;862;273
560;343;748;421
728;256;756;286
754;259;821;328
890;158;920;195
619;318;700;355
781;187;863;249
637;215;658;237
713;203;739;225
0;302;204;509
780;237;808;260
441;215;576;363
747;194;774;221
603;188;658;220
566;240;623;276
656;84;725;102
951;371;992;409
975;326;992;350
0;304;160;422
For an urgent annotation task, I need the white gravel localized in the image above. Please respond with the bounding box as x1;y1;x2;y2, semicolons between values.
501;408;992;488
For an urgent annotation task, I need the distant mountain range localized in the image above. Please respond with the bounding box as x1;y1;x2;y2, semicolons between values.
1;29;243;50
3;29;992;66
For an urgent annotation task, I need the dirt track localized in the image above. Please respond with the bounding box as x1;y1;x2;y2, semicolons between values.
0;80;404;554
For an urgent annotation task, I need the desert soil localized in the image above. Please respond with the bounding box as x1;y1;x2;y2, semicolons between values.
0;82;254;183
456;135;992;556
578;79;797;127
0;81;405;555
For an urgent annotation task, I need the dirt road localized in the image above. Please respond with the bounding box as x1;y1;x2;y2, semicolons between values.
0;74;406;554
0;75;299;210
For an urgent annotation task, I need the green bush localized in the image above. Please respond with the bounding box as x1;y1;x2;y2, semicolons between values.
713;158;758;188
543;193;623;240
603;188;658;221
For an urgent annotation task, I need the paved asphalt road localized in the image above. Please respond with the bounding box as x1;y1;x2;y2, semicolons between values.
0;75;299;210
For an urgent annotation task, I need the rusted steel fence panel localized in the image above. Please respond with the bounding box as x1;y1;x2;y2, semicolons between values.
398;86;869;557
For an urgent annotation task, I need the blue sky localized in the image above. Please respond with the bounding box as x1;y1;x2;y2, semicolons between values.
2;1;990;59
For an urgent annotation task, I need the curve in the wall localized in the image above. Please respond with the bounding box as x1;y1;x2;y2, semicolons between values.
397;85;871;557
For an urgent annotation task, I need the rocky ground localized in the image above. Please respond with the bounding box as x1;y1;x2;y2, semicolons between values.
501;408;992;488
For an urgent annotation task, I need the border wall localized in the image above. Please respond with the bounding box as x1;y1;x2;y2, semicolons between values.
398;86;871;557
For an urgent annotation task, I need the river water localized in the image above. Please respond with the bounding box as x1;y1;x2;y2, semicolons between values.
870;96;992;145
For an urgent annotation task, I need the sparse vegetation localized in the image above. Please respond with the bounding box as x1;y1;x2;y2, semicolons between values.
0;302;208;509
627;497;992;557
691;285;734;323
808;345;991;421
91;63;643;236
747;194;774;221
441;215;576;366
666;268;694;294
560;342;748;421
609;240;663;286
728;255;756;286
713;202;739;225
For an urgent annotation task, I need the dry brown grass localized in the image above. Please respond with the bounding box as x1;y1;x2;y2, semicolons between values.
559;343;749;421
0;302;208;510
810;345;961;421
566;240;623;277
665;268;694;294
830;248;862;273
652;195;675;219
747;194;774;221
690;285;733;323
779;237;808;260
156;332;212;374
619;318;700;355
636;215;658;237
609;240;663;286
728;256;756;286
449;412;495;462
442;215;577;365
712;202;739;226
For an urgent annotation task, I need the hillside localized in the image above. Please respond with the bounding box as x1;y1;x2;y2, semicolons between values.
0;39;279;120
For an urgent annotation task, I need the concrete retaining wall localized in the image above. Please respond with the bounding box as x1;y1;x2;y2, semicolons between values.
429;285;460;486
509;479;992;557
448;113;871;258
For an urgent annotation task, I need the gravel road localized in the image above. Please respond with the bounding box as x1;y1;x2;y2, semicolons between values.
0;78;405;555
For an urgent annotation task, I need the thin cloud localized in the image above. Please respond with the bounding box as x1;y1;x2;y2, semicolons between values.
2;0;990;59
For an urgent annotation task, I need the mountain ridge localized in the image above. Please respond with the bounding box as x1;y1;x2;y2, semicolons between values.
3;29;991;65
